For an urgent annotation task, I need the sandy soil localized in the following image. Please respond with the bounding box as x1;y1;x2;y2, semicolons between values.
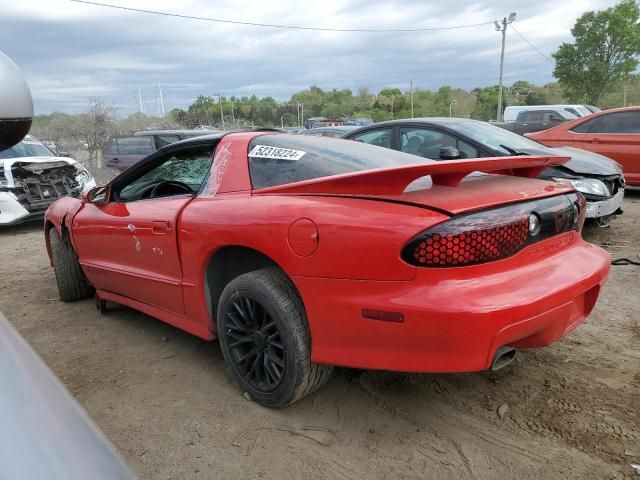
1;191;639;480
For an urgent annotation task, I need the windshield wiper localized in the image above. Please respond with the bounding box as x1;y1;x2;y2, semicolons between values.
499;144;528;156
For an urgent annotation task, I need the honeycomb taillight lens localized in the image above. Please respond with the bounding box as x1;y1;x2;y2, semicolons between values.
402;193;584;268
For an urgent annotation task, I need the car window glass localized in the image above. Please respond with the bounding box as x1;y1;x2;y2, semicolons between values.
115;136;155;155
544;112;563;123
399;127;478;159
571;118;598;133
351;128;392;148
0;139;55;159
249;134;424;189
587;111;640;134
156;135;181;148
119;147;213;201
524;111;543;122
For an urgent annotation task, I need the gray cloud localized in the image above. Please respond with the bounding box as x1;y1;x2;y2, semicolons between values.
0;0;619;115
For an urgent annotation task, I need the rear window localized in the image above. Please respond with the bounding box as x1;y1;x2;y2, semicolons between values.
587;111;640;134
248;134;424;189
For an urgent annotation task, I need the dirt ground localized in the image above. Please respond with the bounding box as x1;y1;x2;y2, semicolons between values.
1;191;639;480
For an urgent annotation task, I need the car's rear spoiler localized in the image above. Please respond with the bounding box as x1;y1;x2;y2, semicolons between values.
253;156;570;195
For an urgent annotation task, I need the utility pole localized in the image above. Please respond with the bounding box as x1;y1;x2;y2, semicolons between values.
158;83;165;116
495;12;516;122
410;80;414;118
391;95;394;120
449;99;457;118
297;102;300;127
623;85;628;107
137;88;145;114
217;94;225;129
301;103;304;127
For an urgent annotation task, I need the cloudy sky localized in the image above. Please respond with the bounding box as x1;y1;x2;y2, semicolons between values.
0;0;620;115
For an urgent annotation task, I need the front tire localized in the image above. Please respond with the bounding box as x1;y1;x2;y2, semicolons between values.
49;228;93;302
217;267;333;407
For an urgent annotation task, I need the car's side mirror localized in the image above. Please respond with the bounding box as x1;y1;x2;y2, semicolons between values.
0;51;33;150
82;186;110;204
58;151;70;157
439;146;461;160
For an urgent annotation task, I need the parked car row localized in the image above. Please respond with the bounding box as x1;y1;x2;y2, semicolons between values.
3;105;636;228
342;118;625;222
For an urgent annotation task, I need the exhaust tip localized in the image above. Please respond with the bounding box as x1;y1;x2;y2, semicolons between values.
491;346;516;371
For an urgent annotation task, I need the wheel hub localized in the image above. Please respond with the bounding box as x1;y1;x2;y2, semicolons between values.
223;296;286;392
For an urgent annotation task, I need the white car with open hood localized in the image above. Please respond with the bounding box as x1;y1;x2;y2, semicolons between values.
0;135;95;225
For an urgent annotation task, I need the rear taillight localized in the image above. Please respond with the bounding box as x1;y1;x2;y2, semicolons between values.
402;193;584;268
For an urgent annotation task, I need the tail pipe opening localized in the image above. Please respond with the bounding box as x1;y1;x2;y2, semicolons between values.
491;346;516;371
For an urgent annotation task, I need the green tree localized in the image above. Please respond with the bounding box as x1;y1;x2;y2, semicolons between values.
553;0;640;105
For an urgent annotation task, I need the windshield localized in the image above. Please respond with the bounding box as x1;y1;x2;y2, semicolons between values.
447;121;546;155
0;138;55;159
249;134;425;189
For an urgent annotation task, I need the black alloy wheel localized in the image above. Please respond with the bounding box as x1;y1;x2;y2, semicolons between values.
216;268;334;407
223;296;285;392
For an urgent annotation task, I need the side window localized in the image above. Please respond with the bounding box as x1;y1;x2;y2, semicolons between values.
115;136;155;155
399;127;478;159
571;118;598;133
118;147;213;202
351;128;392;148
587;111;640;134
523;111;543;122
155;135;181;148
543;111;564;123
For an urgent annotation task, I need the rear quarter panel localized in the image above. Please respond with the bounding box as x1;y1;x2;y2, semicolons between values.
176;193;448;329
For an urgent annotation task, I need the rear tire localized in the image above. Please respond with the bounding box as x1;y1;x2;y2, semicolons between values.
49;228;93;302
217;267;333;407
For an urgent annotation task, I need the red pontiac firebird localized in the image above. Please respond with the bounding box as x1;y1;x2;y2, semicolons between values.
44;131;610;407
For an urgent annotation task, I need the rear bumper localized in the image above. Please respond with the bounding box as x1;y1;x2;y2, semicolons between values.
295;232;610;373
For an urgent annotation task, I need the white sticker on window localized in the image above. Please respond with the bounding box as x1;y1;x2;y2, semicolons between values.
249;145;306;161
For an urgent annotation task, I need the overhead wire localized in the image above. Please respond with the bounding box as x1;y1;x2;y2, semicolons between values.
69;0;496;33
510;24;554;63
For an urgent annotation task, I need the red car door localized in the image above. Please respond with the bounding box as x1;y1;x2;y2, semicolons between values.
571;110;640;185
71;145;215;315
72;196;190;315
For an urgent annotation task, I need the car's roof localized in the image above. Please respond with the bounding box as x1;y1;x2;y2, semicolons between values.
133;129;220;136
347;117;479;130
308;126;359;131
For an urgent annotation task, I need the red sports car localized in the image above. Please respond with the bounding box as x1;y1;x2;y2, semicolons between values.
44;132;610;407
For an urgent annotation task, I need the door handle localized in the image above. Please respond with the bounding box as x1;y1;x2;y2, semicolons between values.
152;220;171;233
591;138;601;143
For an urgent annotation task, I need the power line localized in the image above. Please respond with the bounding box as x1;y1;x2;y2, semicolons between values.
510;25;554;63
69;0;495;32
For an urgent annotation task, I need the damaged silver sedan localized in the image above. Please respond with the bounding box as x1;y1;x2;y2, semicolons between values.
0;136;95;225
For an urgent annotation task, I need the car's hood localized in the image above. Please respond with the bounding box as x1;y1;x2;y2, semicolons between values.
1;156;78;170
1;156;83;189
517;147;622;176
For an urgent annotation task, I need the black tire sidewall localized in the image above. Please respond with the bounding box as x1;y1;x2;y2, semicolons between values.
217;269;309;408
